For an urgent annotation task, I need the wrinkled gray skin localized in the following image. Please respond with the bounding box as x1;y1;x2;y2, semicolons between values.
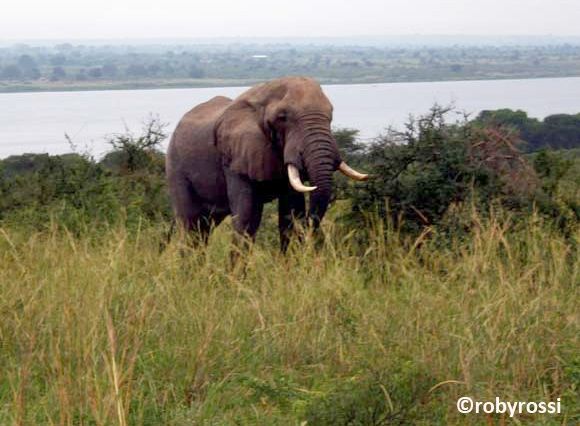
166;76;342;251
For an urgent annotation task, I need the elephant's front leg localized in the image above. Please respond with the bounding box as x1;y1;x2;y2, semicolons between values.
278;189;306;252
225;169;263;247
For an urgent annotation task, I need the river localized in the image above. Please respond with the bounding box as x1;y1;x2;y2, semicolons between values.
1;76;579;158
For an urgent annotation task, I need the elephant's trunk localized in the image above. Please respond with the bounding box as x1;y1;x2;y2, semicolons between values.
298;112;340;228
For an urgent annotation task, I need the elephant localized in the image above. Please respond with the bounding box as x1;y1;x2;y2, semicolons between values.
166;76;368;251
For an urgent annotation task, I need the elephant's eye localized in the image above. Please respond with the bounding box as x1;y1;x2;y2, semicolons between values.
277;112;288;122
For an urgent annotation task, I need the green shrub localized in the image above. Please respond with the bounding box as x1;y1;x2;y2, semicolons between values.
0;117;171;233
348;106;577;235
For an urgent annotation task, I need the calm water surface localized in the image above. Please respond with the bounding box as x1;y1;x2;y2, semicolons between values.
1;77;579;158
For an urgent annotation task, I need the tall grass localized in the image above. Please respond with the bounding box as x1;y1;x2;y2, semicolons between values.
0;211;578;425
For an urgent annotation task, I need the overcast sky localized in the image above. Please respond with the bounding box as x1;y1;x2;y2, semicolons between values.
1;0;579;40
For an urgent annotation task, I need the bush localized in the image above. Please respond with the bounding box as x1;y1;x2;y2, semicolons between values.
530;149;580;232
0;117;171;232
101;116;167;174
349;106;537;233
0;153;119;230
346;106;579;236
333;128;368;201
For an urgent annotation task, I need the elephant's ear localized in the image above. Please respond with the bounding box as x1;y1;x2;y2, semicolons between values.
215;100;283;181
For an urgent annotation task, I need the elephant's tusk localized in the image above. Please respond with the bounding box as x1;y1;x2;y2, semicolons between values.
338;161;369;181
287;165;317;192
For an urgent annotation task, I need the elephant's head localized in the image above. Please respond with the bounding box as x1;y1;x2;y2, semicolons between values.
215;76;367;227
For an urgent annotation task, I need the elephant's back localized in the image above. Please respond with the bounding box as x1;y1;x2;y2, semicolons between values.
181;96;232;126
171;96;231;144
167;96;232;165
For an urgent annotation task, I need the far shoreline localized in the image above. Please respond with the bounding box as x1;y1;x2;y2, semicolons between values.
2;73;580;95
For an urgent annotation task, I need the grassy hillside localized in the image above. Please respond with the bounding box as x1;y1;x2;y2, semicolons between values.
0;211;578;424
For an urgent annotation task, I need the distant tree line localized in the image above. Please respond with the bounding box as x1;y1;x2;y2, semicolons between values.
1;43;580;88
476;109;580;151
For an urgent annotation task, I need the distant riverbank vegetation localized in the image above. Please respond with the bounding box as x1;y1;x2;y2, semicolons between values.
1;43;580;92
0;108;578;424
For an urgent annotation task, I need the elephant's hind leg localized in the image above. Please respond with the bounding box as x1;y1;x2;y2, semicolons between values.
194;212;227;245
169;175;209;245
